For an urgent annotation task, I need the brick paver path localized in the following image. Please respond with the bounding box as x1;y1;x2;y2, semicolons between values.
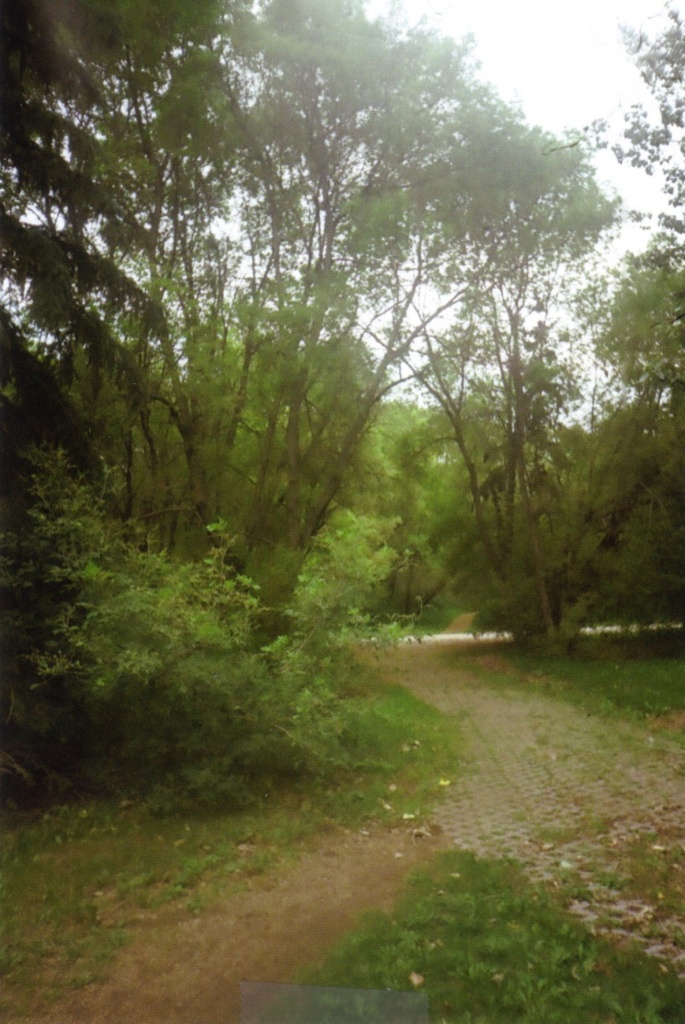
382;641;685;976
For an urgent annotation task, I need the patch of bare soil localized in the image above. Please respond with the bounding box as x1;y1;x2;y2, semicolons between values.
11;823;448;1024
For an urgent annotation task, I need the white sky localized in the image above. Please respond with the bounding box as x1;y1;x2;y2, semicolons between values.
366;0;680;257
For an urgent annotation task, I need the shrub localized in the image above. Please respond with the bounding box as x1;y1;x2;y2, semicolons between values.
0;451;372;807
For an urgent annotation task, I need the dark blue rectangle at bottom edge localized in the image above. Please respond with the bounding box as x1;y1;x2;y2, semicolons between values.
240;981;429;1023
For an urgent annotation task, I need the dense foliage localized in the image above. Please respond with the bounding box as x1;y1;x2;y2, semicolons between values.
1;449;393;803
1;0;683;803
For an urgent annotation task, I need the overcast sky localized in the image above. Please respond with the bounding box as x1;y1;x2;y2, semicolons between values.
366;0;679;256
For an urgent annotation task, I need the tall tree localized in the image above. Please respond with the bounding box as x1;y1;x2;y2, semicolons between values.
411;130;616;637
583;258;685;624
0;0;153;479
135;2;579;578
620;6;685;258
89;0;244;531
0;0;242;540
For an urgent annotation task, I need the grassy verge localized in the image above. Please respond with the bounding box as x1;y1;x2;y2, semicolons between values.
0;669;461;1013
439;632;685;727
305;850;685;1023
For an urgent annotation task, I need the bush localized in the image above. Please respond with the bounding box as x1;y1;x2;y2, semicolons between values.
1;448;108;795
0;451;370;808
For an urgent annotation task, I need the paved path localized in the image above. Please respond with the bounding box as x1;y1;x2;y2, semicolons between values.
382;642;685;976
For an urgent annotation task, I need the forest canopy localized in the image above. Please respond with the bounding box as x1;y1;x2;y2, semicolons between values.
1;0;683;804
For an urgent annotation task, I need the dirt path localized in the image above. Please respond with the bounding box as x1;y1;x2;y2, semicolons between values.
11;639;685;1022
13;819;448;1024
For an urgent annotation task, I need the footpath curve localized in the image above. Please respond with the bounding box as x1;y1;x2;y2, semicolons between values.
382;640;685;977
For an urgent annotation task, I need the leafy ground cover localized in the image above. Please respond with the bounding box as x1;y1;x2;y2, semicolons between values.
305;850;685;1023
0;673;461;1010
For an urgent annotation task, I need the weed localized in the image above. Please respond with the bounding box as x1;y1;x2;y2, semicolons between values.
617;835;685;919
116;870;156;898
595;870;629;891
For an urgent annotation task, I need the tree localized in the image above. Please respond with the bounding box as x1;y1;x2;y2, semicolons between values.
0;0;160;469
346;401;459;617
0;0;248;792
214;3;499;567
589;7;685;626
580;258;685;625
620;6;685;256
0;0;243;546
410;128;616;638
88;0;244;533
133;2;589;584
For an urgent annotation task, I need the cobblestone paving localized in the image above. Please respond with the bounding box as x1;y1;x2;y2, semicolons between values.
384;642;685;977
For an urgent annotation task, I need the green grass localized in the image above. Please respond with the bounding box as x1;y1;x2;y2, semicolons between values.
0;670;462;1014
305;850;685;1023
440;632;685;725
613;830;685;923
510;652;685;720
